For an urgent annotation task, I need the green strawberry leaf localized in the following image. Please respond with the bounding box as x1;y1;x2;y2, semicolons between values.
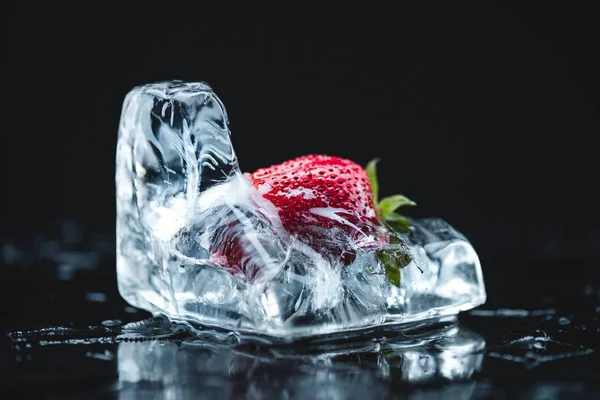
385;212;411;233
365;158;380;206
384;262;401;287
365;158;416;231
379;195;416;220
376;235;412;287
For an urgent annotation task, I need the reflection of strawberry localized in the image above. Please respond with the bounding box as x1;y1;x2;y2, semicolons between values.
215;155;415;285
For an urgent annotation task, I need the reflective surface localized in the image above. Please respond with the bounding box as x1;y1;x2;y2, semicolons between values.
116;321;485;398
2;220;600;399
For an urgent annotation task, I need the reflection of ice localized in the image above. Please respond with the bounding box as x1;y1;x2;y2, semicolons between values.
116;81;486;338
117;324;485;398
381;326;485;383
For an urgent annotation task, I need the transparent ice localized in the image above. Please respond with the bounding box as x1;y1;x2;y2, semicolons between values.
116;81;486;339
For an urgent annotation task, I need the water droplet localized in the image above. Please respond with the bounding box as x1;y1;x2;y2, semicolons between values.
85;292;107;302
101;319;123;327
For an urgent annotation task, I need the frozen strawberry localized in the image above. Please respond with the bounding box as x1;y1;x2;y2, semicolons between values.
213;155;415;285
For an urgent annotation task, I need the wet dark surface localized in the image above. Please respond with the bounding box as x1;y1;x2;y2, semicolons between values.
2;220;600;399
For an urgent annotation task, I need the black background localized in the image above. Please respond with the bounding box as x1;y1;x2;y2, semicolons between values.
2;4;599;307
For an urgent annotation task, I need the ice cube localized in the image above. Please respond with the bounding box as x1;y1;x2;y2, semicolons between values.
116;81;486;339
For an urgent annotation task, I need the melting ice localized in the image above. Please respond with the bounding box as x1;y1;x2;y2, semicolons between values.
115;81;486;338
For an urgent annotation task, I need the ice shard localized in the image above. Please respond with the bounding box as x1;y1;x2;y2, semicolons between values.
116;81;486;339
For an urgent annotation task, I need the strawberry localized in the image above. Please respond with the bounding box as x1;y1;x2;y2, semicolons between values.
213;155;416;285
247;155;383;257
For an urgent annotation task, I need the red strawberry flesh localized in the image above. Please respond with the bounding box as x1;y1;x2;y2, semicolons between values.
249;155;381;241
